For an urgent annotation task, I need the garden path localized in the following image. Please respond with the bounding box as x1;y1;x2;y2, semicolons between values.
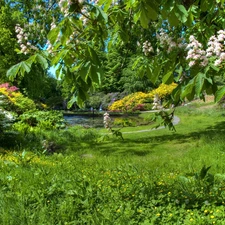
122;115;180;134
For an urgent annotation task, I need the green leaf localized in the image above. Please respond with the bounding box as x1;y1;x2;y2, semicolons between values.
88;47;100;65
205;76;213;84
181;78;195;100
162;71;173;84
132;56;143;70
61;18;73;45
172;85;181;103
36;54;48;69
150;61;162;84
133;11;141;23
215;86;225;102
195;73;205;96
47;26;60;45
97;5;108;22
6;63;21;80
210;64;220;71
26;54;37;65
145;4;158;20
137;65;145;78
20;61;31;73
67;95;77;109
168;10;179;26
70;63;82;72
98;0;112;11
77;88;88;107
89;65;99;83
175;4;188;23
51;49;69;65
80;62;91;82
146;65;152;79
139;8;149;28
200;0;210;12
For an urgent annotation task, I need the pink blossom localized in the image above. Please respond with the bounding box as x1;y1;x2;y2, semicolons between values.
206;52;212;57
189;61;195;67
220;52;225;60
214;59;222;66
217;34;225;42
200;59;208;67
0;83;9;88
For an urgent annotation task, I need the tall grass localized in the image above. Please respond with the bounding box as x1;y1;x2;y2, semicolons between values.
1;103;225;224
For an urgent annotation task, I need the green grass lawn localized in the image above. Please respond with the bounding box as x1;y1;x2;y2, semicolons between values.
1;102;225;224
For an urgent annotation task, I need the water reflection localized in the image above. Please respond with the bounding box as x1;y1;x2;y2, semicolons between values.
64;115;104;128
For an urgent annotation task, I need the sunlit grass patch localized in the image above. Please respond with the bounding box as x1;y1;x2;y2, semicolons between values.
1;102;225;223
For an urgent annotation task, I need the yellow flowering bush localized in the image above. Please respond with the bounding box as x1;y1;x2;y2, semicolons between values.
148;83;178;99
108;92;152;112
108;83;177;112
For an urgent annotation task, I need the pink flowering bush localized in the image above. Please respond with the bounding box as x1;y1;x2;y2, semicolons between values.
0;83;36;114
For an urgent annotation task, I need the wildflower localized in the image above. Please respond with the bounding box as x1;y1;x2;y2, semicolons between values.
103;112;111;129
204;200;210;205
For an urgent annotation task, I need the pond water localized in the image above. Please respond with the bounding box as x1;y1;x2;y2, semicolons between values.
64;113;149;128
64;115;104;128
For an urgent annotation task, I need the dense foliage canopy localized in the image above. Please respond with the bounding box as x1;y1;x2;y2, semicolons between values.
6;0;225;107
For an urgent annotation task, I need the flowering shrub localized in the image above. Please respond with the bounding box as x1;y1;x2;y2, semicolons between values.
148;83;178;99
0;83;36;114
108;92;152;112
108;83;177;112
13;110;66;133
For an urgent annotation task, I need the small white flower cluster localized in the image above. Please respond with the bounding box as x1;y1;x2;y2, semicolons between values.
103;112;111;129
66;31;79;45
156;29;186;53
152;94;162;110
206;30;225;66
59;0;86;16
80;6;90;25
46;40;54;53
0;108;14;121
59;0;70;16
47;32;62;53
142;41;154;56
186;35;208;67
15;24;38;55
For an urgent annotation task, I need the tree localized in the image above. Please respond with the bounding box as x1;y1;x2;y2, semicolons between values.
7;0;225;107
0;2;26;81
0;1;62;103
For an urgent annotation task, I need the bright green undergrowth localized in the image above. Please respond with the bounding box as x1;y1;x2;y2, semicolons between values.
2;103;225;224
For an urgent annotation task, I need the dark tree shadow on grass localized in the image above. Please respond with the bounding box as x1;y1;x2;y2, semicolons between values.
93;120;225;156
